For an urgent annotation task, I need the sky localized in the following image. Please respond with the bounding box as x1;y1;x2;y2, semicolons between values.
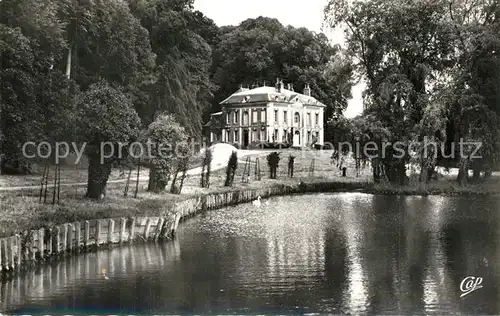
193;0;364;118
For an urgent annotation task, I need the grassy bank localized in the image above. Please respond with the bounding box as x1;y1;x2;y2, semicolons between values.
1;149;499;238
370;177;500;195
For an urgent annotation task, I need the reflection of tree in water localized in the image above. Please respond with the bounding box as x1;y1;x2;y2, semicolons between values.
440;197;500;315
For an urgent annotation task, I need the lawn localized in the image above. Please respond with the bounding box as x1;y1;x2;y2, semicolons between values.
1;148;498;238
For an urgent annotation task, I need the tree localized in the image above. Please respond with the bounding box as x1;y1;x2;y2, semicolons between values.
53;0;157;136
267;152;281;179
444;0;500;183
127;0;216;136
224;151;238;186
74;81;140;199
200;148;212;188
144;114;187;193
0;0;155;174
325;0;459;184
0;0;73;173
170;141;190;194
211;17;353;126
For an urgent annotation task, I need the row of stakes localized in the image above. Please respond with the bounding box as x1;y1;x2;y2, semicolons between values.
38;160;143;205
241;156;316;183
37;156;317;204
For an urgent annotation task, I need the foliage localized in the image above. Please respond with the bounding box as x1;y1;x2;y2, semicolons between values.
267;152;281;179
224;151;238;186
73;81;141;199
127;0;216;135
287;155;295;178
0;0;75;173
170;140;190;194
324;0;500;184
200;148;212;188
143;114;187;193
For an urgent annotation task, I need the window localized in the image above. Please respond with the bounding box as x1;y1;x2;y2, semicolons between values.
234;130;239;142
315;113;319;125
261;109;266;122
283;111;287;125
252;129;258;141
307;113;311;126
226;112;230;124
243;111;249;125
273;129;278;142
283;130;288;142
294;112;300;124
274;110;278;123
252;110;258;123
234;110;239;124
226;130;230;142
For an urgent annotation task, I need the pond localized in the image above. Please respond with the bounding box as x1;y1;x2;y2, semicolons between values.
1;193;499;315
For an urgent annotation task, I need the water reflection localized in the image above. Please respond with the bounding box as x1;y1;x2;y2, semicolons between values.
1;193;499;315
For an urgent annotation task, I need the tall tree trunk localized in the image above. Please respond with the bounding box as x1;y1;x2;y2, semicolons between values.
472;160;482;182
484;169;492;180
456;157;469;186
170;169;179;193
86;154;112;199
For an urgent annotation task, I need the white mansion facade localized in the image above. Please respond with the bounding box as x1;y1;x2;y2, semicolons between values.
207;80;325;148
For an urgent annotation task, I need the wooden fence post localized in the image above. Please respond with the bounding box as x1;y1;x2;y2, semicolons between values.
96;220;102;246
75;222;81;251
54;226;60;254
155;218;164;240
67;224;74;252
84;221;90;248
37;229;44;260
129;218;136;242
17;235;22;267
144;218;151;240
47;229;52;256
27;235;35;264
108;219;115;244
61;225;68;252
119;218;127;243
10;237;15;270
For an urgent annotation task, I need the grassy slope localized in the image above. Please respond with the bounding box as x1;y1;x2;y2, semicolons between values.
1;149;498;238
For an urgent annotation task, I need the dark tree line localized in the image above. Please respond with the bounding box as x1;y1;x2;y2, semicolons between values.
325;0;500;185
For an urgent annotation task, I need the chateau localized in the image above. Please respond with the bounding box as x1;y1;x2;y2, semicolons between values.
206;80;325;148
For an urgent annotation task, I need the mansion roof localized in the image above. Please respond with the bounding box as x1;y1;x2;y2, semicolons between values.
220;86;326;107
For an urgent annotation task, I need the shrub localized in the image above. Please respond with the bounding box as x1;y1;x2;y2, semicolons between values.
267;152;281;179
224;151;238;186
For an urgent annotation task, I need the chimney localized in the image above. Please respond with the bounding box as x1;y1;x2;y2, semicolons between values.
275;78;281;92
303;84;311;96
280;80;284;92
